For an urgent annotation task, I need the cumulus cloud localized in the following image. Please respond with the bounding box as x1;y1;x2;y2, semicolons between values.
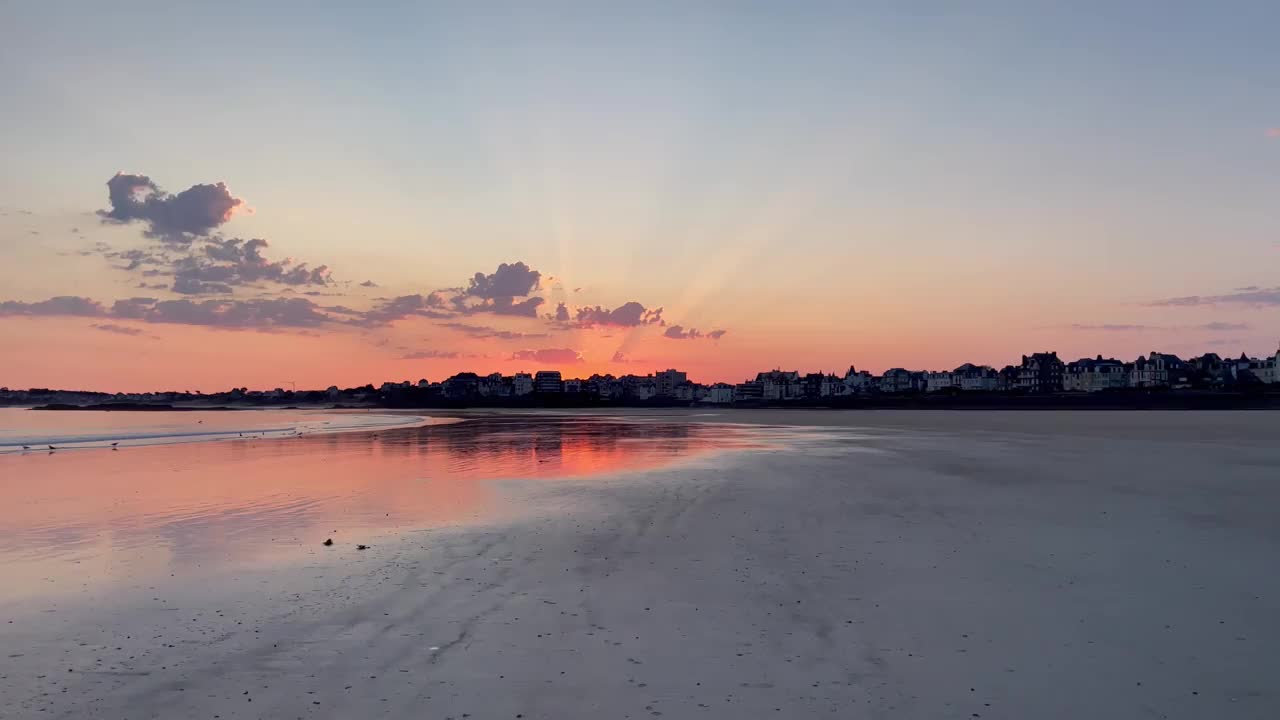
1150;287;1280;307
173;277;234;295
360;280;378;288
575;301;664;327
511;348;583;364
466;262;541;299
90;323;145;336
663;325;726;340
553;302;570;322
611;350;630;363
98;173;245;243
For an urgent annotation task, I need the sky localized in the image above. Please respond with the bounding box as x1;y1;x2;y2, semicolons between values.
1;1;1278;392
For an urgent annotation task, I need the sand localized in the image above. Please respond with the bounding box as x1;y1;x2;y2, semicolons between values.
3;410;1279;719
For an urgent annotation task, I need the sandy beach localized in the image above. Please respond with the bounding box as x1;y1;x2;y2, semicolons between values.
2;410;1279;719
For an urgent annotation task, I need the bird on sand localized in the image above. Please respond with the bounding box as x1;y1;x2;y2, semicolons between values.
322;538;334;546
22;445;30;450
110;442;118;446
47;445;56;450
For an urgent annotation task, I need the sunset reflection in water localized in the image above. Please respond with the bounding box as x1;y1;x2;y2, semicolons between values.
0;414;760;604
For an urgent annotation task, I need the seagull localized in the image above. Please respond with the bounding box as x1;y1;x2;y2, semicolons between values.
47;445;56;450
21;445;30;450
110;442;118;446
322;538;334;547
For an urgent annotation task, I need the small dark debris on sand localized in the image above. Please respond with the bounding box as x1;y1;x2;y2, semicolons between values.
356;544;370;551
322;539;334;547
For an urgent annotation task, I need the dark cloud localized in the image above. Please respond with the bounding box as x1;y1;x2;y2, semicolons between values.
90;323;145;336
512;348;583;364
401;349;461;360
0;296;105;317
360;280;379;288
99;173;244;243
454;295;545;317
172;277;234;295
575;301;664;327
137;282;169;290
466;262;541;299
358;294;450;327
1150;287;1280;307
168;237;330;292
663;325;726;340
441;322;548;341
553;302;570;322
0;294;330;329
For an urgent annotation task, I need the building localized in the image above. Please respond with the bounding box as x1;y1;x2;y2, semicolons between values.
1131;351;1184;388
1063;356;1129;392
533;370;562;393
1017;352;1064;393
706;383;736;404
655;369;688;397
925;371;956;392
735;380;763;401
512;372;534;396
953;363;999;391
843;366;875;393
563;378;582;394
880;368;919;394
756;370;801;400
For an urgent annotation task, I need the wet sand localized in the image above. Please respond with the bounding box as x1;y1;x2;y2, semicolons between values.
2;411;1279;719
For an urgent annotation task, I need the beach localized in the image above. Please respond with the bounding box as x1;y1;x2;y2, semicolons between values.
2;410;1278;719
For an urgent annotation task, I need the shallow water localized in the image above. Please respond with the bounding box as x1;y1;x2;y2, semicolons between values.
0;407;434;453
0;412;764;607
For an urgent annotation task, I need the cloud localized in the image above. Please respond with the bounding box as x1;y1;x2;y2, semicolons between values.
611;350;630;363
360;280;378;287
1070;323;1159;331
90;323;145;336
401;349;461;360
663;325;727;340
575;301;664;327
172;277;234;295
465;261;541;299
0;296;105;317
165;237;330;293
1268;128;1280;138
0;294;331;328
1198;321;1249;331
455;295;545;317
553;302;570;322
511;348;583;364
358;294;448;326
441;322;548;340
98;173;245;243
1150;287;1280;307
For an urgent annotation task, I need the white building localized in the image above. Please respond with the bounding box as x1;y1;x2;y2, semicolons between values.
706;383;735;404
512;372;534;396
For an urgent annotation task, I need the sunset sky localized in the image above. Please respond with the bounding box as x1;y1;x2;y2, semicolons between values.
2;2;1278;391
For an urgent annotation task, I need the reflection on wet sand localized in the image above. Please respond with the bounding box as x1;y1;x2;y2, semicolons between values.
0;414;760;605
